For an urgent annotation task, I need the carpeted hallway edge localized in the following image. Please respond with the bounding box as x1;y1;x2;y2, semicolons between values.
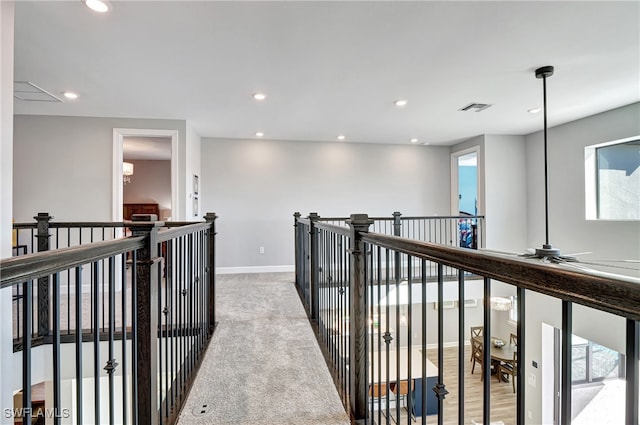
176;273;351;425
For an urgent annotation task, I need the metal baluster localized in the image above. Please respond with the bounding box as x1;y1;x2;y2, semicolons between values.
75;267;84;425
482;277;491;425
421;260;427;425
458;268;466;425
121;253;128;425
93;261;101;424
52;272;61;425
107;257;116;425
517;287;526;425
436;263;449;425
22;279;33;425
131;250;139;425
626;319;639;425
561;301;572;425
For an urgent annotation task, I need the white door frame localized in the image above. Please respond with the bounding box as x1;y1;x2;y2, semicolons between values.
112;128;179;221
450;146;482;216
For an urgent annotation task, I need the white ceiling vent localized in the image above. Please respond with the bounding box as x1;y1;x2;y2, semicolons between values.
459;102;493;112
14;81;63;102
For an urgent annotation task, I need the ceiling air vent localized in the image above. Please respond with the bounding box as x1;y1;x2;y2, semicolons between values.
14;81;63;102
459;102;492;112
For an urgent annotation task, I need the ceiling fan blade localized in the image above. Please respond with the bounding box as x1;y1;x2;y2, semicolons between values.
557;261;640;283
572;260;640;271
584;259;640;263
478;248;522;256
563;252;592;257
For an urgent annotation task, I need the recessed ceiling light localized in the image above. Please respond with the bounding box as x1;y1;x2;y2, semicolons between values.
394;99;408;107
410;138;418;143
528;107;542;114
255;132;264;137
63;91;78;100
84;0;110;13
253;93;267;101
337;135;345;141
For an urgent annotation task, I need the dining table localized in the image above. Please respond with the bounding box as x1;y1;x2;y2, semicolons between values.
472;336;517;381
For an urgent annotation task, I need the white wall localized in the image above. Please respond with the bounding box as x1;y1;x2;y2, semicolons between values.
13;115;187;222
525;102;640;274
484;135;528;252
523;102;640;425
123;160;171;217
0;2;15;422
201;137;451;270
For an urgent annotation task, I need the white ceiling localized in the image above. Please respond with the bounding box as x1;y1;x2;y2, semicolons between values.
12;1;640;147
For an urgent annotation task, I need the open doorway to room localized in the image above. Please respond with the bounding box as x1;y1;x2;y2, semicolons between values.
122;136;172;221
451;147;480;249
456;151;478;216
112;129;178;223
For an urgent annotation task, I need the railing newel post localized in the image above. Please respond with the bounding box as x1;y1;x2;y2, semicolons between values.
35;212;53;337
204;212;217;334
309;212;320;322
294;212;301;291
392;211;402;237
130;214;161;425
347;213;374;423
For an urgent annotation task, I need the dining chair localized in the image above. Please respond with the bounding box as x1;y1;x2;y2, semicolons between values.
369;383;391;419
390;380;416;422
498;351;517;393
510;333;518;346
470;326;483;361
471;337;484;379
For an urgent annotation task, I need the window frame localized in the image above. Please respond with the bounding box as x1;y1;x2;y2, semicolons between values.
584;135;640;221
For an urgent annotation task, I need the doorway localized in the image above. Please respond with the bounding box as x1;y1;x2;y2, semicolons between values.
451;147;480;249
112;128;178;222
456;151;478;215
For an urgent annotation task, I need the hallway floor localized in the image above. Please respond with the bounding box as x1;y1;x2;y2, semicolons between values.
176;272;351;425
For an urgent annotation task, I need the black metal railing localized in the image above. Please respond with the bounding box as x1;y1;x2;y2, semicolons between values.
2;212;217;425
294;212;640;425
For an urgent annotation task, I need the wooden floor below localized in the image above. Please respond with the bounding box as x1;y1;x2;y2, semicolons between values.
373;345;517;425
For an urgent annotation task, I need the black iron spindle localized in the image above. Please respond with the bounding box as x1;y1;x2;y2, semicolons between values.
482;277;491;425
52;272;61;425
75;267;83;425
626;319;639;425
561;300;572;425
22;279;33;425
93;260;101;425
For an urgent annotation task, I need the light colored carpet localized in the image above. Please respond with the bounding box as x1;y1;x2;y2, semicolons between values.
176;272;351;425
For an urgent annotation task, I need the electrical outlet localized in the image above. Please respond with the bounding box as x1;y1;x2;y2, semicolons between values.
528;411;533;419
259;246;265;254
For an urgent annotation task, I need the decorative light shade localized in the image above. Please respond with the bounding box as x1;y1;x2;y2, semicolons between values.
123;162;133;184
490;296;512;311
123;162;134;176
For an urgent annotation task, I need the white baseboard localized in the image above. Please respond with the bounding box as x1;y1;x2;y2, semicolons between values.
215;265;295;275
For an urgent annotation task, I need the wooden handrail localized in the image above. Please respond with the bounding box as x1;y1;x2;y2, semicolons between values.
0;236;144;288
360;231;640;321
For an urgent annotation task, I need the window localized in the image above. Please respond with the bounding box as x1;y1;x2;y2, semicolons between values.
585;137;640;220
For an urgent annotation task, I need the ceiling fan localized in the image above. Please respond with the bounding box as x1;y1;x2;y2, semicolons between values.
481;66;639;276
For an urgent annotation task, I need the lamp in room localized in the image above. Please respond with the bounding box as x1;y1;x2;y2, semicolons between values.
123;161;134;184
